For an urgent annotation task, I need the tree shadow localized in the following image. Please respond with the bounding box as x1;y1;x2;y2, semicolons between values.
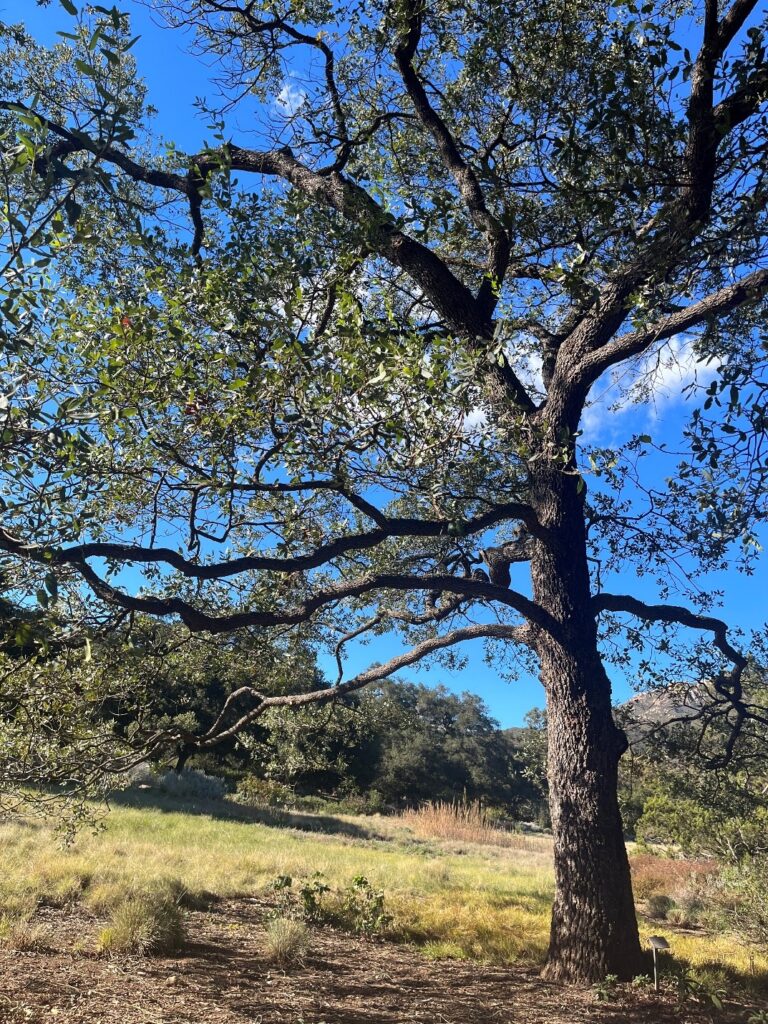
110;787;387;840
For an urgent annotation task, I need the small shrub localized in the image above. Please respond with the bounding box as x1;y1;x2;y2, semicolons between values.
267;873;391;936
298;873;332;924
234;776;293;808
155;768;227;803
646;893;674;920
124;762;156;788
667;897;704;929
593;973;619;1002
97;895;186;955
264;917;310;966
719;861;768;943
630;974;652;989
630;854;717;900
673;968;727;1010
340;876;392;936
0;914;52;952
153;877;213;911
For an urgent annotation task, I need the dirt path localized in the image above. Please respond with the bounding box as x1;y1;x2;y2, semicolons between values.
0;900;761;1024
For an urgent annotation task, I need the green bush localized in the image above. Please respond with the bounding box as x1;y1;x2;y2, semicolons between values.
719;861;768;943
267;872;391;935
234;776;293;807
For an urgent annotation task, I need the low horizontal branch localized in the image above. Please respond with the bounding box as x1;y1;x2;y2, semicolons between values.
0;499;540;579
71;561;559;636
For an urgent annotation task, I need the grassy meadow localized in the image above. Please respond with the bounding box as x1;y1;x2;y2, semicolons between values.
1;792;767;992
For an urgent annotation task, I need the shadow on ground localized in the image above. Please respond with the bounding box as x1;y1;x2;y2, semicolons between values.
110;787;389;841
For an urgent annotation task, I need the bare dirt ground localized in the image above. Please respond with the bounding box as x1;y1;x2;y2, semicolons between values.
0;899;763;1024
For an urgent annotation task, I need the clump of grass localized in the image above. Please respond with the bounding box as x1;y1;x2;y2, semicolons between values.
0;913;52;952
86;876;211;916
667;898;705;929
401;801;528;848
264;916;309;966
646;893;675;920
97;894;186;955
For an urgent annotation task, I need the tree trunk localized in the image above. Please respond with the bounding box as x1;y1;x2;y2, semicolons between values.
530;465;644;984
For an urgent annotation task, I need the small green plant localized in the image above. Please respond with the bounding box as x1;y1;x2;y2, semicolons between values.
630;973;652;989
670;967;727;1010
267;873;391;935
299;873;332;923
340;876;392;936
593;973;619;1002
747;1011;768;1024
97;894;186;955
264;916;310;966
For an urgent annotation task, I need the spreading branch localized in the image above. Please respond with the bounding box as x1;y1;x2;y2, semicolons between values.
190;619;534;751
593;592;749;766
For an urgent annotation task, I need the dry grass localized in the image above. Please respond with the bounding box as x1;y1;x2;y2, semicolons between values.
400;801;531;849
630;854;717;900
264;916;310;965
97;894;186;955
0;913;52;952
0;802;765;984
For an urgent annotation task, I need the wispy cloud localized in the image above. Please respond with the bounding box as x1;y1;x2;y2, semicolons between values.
581;335;718;443
275;80;307;117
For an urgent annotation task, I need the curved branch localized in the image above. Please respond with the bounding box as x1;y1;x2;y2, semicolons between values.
193;619;534;749
393;3;510;316
0;500;540;579
593;591;748;767
593;592;746;670
66;561;559;637
575;266;768;388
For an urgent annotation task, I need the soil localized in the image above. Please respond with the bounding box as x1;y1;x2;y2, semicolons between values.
0;899;763;1024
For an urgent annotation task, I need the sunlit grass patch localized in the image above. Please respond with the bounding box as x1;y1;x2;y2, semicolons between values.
264;917;310;965
0;799;765;987
0;912;53;952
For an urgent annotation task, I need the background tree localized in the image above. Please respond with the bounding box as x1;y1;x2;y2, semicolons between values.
255;679;536;811
1;0;767;982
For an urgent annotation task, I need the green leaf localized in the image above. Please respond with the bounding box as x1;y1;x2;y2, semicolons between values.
59;0;78;14
74;60;99;79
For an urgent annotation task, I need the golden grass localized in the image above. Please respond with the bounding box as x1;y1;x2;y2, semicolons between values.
0;801;765;983
264;917;310;965
400;800;532;849
0;912;52;952
97;894;186;955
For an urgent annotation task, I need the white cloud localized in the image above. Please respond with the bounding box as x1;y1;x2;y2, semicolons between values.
581;335;718;443
275;80;307;117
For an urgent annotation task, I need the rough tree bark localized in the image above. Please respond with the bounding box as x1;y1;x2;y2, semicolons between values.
531;463;643;982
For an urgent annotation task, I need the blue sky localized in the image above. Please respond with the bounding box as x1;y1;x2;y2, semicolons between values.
6;0;767;727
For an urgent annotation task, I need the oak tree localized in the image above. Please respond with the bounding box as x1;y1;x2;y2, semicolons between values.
1;0;768;982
